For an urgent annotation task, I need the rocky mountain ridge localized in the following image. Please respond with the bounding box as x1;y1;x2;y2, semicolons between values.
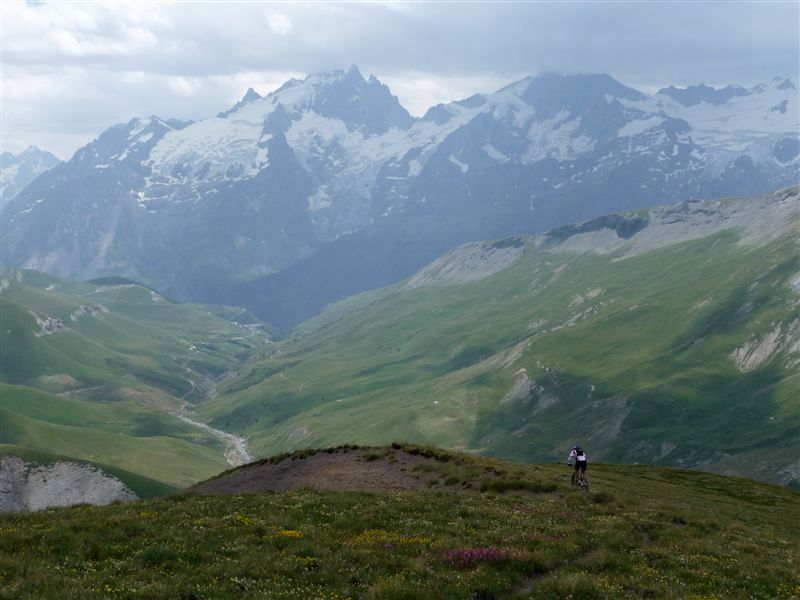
2;69;797;327
0;146;60;206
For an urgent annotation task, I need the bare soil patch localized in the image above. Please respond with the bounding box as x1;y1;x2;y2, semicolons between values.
188;447;451;495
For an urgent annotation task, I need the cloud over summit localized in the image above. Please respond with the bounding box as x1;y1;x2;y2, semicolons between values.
2;1;798;158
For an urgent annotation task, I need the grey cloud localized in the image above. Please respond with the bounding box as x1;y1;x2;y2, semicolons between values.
3;1;797;157
8;2;798;81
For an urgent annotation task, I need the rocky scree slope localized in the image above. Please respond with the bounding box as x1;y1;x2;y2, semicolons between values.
0;455;136;513
2;69;797;328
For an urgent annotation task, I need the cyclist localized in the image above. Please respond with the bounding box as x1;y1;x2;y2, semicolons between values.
567;443;587;484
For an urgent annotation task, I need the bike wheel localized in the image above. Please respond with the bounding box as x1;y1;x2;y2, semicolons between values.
582;478;589;492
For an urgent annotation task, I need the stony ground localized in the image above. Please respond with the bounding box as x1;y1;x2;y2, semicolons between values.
0;455;136;513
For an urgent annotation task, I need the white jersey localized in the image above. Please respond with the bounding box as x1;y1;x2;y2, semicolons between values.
568;449;587;463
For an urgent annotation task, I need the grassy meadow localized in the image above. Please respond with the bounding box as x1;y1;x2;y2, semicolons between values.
0;446;797;599
201;225;799;486
0;270;270;488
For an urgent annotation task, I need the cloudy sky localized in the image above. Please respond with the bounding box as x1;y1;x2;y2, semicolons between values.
2;1;798;158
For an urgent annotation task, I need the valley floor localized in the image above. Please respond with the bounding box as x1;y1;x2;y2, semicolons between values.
174;403;253;467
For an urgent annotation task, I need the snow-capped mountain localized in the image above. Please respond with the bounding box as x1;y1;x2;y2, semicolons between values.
2;69;797;322
0;147;60;206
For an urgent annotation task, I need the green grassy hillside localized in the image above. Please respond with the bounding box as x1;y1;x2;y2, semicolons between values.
0;447;797;599
0;270;270;487
201;190;800;486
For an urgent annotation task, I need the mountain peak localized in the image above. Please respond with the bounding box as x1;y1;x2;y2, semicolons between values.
242;87;262;103
270;66;413;133
511;72;646;119
345;64;363;80
217;87;264;118
306;64;367;89
656;83;750;106
4;146;58;163
0;146;61;205
128;116;173;135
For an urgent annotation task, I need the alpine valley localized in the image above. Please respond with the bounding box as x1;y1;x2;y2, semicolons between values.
0;269;271;503
0;67;798;505
1;187;798;496
196;186;800;488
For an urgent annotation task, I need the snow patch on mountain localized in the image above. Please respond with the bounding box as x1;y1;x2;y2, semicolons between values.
129;117;159;138
483;144;510;162
16;198;45;216
147;113;271;185
308;188;332;211
524;111;596;162
448;155;469;173
618;116;665;138
112;131;155;163
621;78;799;172
408;159;423;176
283;105;484;233
268;70;353;112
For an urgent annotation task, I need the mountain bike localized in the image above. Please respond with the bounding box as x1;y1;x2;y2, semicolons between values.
570;468;589;492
